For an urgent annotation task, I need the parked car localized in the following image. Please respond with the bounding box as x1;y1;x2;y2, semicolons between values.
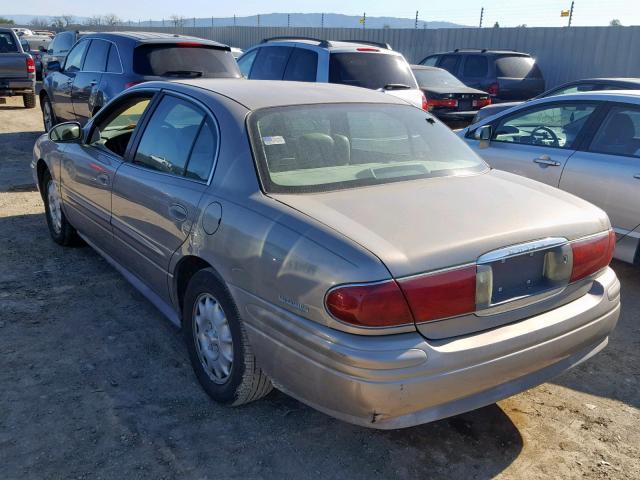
11;27;34;37
412;64;491;127
32;79;619;429
41;30;91;77
473;77;640;124
0;28;36;108
40;31;241;131
237;37;425;109
460;91;640;264
419;49;545;102
19;38;44;80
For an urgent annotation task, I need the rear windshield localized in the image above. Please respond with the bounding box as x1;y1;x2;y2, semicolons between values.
329;53;418;90
0;32;19;53
248;104;487;193
495;56;542;79
133;45;241;78
412;68;466;89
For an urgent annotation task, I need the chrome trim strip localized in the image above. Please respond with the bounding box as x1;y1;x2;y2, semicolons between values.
477;237;568;264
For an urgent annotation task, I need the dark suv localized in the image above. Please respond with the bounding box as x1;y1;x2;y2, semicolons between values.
419;49;545;102
40;31;240;131
41;30;90;77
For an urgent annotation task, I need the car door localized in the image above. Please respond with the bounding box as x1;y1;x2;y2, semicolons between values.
470;101;599;186
110;92;216;298
50;39;89;122
71;39;109;123
59;92;155;253
560;104;640;262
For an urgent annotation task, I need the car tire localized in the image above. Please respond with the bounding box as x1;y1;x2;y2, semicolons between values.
41;94;56;132
42;170;80;246
183;268;273;406
23;93;36;109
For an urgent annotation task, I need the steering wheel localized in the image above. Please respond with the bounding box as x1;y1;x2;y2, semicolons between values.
530;126;560;148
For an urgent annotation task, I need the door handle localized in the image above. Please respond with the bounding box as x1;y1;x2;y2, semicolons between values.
90;80;97;86
95;173;109;186
533;156;561;167
169;204;188;222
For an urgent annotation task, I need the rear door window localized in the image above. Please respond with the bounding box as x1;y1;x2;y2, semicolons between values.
438;55;460;75
133;45;241;78
106;44;122;73
185;118;218;181
328;52;417;90
495;56;542;79
420;55;439;67
133;96;205;176
589;107;640;157
463;55;488;78
83;40;110;72
283;48;318;82
249;46;293;80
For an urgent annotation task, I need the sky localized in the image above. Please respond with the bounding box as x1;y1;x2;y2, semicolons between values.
4;0;640;27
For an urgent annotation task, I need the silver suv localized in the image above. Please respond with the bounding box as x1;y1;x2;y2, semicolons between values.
237;37;425;110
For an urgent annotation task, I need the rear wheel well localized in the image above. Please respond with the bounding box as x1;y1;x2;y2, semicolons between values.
36;159;49;199
175;256;214;316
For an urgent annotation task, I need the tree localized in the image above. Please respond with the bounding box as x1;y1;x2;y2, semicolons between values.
29;17;50;28
516;24;527;28
84;15;103;27
102;14;121;26
0;17;15;25
52;15;75;29
169;15;186;28
493;21;500;28
609;19;622;26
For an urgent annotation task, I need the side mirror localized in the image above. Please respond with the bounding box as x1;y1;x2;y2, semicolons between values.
474;125;493;149
46;60;61;73
49;122;82;142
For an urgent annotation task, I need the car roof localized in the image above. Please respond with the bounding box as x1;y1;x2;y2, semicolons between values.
257;37;395;53
430;49;531;56
410;65;446;71
137;79;408;110
81;31;229;48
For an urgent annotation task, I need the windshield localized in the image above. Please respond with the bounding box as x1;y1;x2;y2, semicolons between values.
0;32;19;53
133;45;241;78
329;53;418;90
412;68;466;89
249;104;487;193
495;56;542;79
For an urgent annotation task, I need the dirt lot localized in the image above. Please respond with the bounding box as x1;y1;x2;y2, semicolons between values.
0;94;638;480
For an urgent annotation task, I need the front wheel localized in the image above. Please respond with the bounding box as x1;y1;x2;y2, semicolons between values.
42;171;80;246
183;269;273;406
41;95;56;132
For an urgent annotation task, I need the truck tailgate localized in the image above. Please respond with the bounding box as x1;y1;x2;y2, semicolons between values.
0;54;28;79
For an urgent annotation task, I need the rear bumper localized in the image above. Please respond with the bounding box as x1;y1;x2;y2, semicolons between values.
0;79;35;96
234;267;620;429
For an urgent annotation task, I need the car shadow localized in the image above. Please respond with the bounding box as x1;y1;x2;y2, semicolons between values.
550;260;640;409
0;131;43;192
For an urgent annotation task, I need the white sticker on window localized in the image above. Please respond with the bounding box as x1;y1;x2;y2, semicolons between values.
263;136;286;145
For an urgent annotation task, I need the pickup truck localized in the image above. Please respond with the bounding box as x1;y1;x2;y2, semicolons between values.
0;27;36;108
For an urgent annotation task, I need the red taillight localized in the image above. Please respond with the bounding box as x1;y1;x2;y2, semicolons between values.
473;97;492;108
124;81;141;89
486;82;499;97
26;56;35;74
325;280;414;327
426;98;459;109
398;265;477;323
570;230;616;282
356;47;379;52
421;92;428;111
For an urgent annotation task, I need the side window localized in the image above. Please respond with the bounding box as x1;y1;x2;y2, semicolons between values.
249;46;293;80
55;32;74;54
237;49;258;78
134;96;204;176
283;48;318;82
185;118;218;181
463;56;488;77
589;107;640;157
106;44;122;73
89;95;153;157
493;103;596;149
64;40;89;72
438;55;460;75
83;40;110;72
549;83;597;96
420;55;439;67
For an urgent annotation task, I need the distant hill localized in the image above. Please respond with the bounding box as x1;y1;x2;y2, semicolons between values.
2;12;466;29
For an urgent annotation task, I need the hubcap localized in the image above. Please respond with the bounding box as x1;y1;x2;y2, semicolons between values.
43;101;53;131
193;293;233;384
47;180;62;234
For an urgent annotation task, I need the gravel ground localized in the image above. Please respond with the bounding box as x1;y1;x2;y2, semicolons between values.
0;94;639;480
